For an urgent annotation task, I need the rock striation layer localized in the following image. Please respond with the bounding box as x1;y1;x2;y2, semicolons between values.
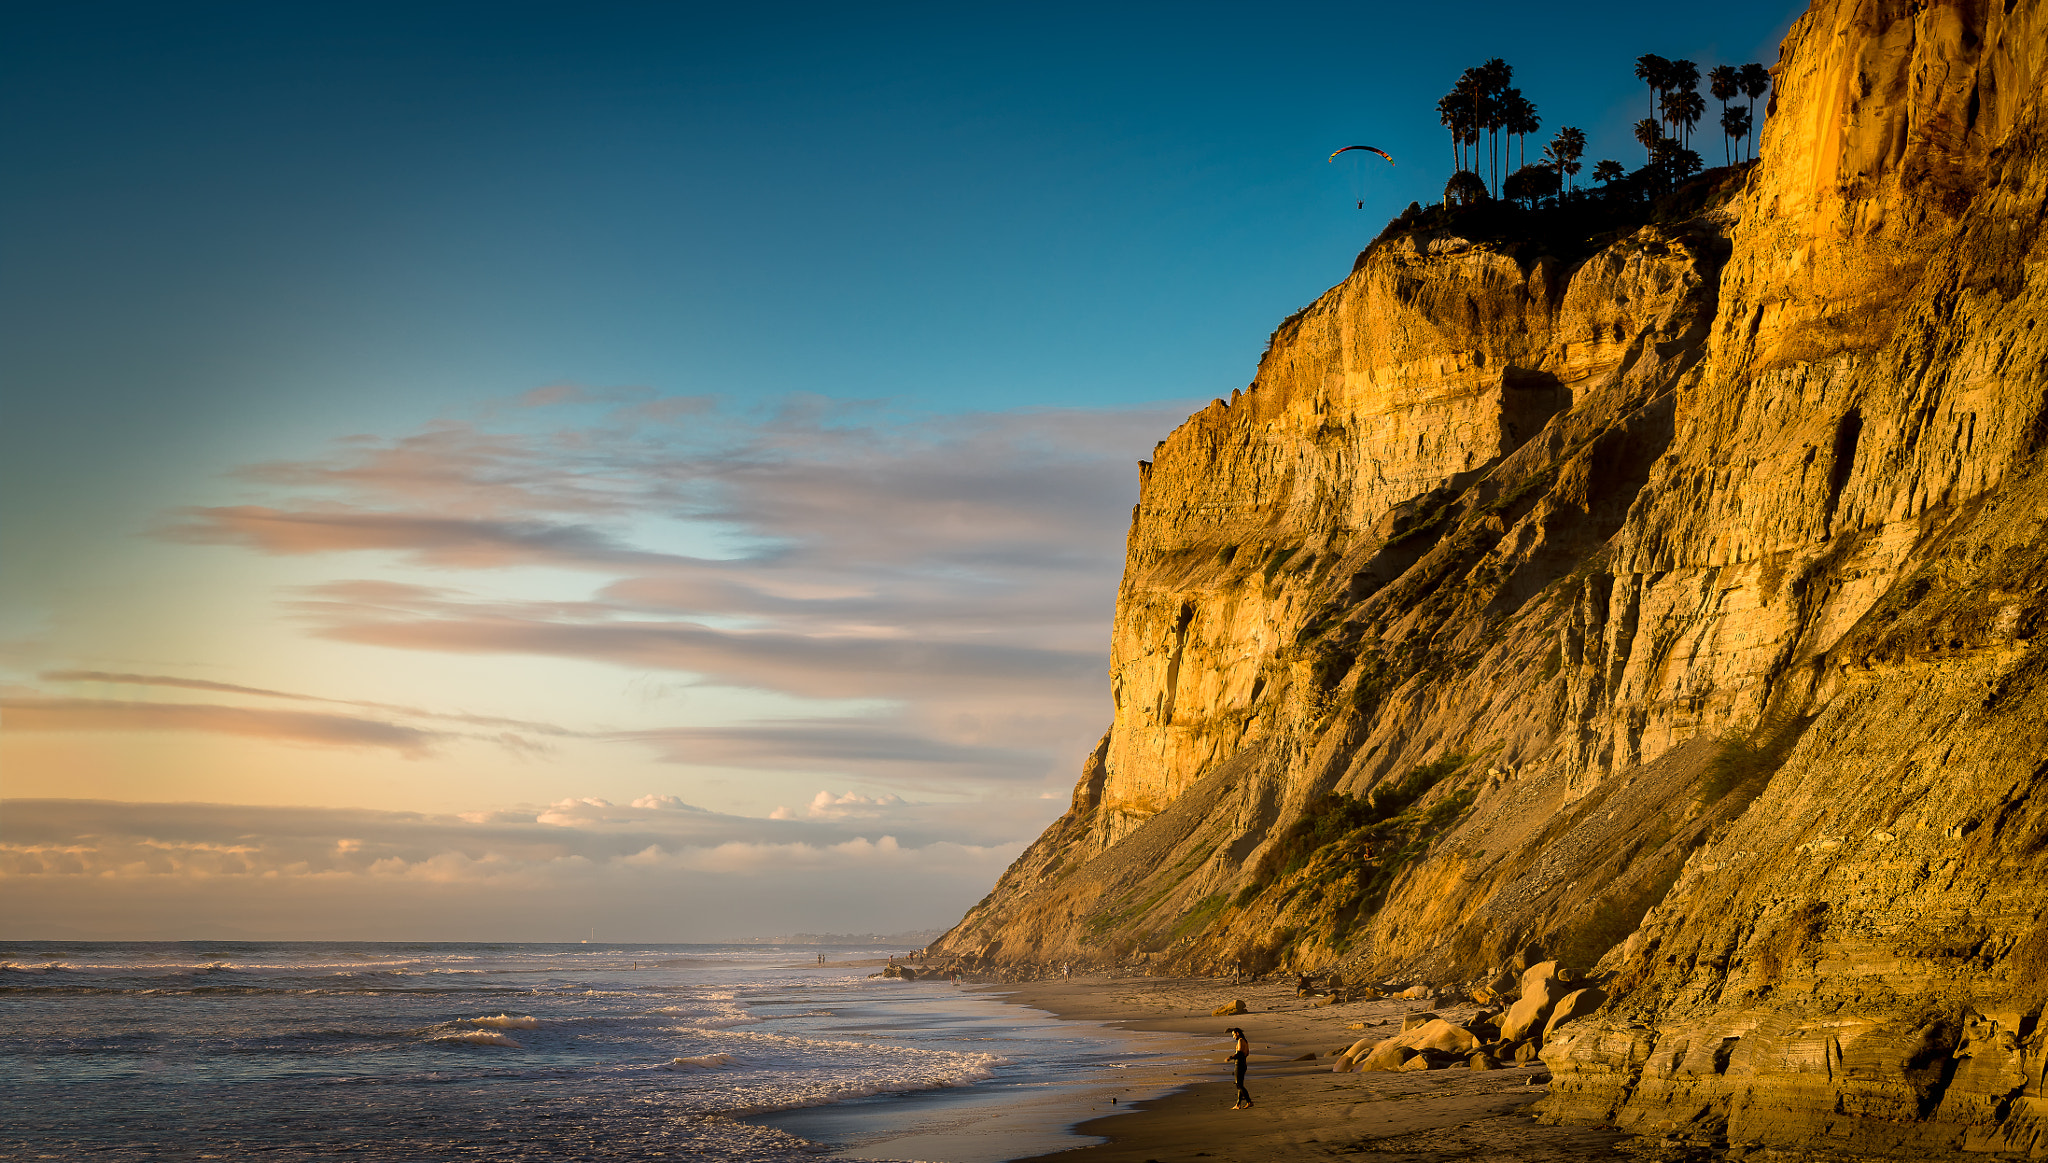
935;0;2048;1155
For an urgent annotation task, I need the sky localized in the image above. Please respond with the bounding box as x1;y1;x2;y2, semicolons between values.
0;0;1806;941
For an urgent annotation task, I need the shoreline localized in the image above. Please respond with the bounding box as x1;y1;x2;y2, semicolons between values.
970;974;1634;1163
740;974;1199;1162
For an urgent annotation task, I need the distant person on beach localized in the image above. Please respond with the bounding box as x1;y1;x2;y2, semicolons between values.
1226;1027;1253;1109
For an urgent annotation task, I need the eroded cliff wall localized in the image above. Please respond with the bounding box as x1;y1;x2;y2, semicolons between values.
937;0;2048;1154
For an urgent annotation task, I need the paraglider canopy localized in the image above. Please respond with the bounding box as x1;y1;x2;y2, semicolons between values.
1328;145;1395;164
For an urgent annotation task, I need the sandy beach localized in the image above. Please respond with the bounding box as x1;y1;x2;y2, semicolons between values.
975;974;1633;1163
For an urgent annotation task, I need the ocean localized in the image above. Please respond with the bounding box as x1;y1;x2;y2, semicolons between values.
0;941;1183;1162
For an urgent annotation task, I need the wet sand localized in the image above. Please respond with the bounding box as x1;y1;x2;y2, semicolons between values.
976;974;1633;1163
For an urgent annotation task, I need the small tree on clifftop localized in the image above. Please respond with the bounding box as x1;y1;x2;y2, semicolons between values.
1444;170;1489;208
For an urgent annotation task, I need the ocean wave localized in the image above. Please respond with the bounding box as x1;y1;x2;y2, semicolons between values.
430;1030;524;1049
467;1014;540;1029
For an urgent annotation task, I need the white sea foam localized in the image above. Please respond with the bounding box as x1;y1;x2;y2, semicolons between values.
645;995;756;1027
646;1028;1011;1117
665;1053;734;1070
433;1030;523;1048
468;1014;540;1029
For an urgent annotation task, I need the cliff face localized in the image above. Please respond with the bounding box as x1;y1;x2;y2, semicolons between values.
937;0;2048;1154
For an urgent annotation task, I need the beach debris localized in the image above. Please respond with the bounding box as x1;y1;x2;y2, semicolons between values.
1212;999;1248;1016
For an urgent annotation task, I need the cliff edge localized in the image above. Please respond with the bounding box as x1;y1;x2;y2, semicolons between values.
936;0;2048;1155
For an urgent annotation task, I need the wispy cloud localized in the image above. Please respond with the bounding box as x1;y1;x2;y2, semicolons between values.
158;506;670;568
120;394;1189;792
0;698;449;756
25;671;583;751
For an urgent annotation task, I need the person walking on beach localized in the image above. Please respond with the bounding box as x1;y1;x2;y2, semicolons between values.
1225;1027;1254;1109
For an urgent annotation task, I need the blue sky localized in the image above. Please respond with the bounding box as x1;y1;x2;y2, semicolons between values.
1;0;1805;940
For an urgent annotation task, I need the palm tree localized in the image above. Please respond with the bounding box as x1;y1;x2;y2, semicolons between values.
1440;68;1486;174
1633;117;1663;165
1662;88;1705;147
1544;126;1585;195
1738;63;1771;159
1708;65;1739;163
1663;60;1700;140
1592;159;1625;186
1503;89;1540;176
1478;59;1514;195
1634;54;1671;123
1437;91;1468;172
1721;105;1752;163
1651;137;1703;186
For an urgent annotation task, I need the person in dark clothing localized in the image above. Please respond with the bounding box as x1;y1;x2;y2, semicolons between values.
1226;1027;1253;1109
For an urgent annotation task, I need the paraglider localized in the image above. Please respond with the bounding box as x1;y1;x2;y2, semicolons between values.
1328;146;1395;207
1328;145;1395;164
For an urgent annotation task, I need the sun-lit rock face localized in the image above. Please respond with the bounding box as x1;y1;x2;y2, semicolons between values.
1094;222;1725;846
938;0;2048;1153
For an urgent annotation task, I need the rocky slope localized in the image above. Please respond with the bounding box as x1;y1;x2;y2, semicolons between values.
934;0;2048;1155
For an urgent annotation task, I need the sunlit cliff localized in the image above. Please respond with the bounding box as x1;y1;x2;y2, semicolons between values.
936;0;2048;1153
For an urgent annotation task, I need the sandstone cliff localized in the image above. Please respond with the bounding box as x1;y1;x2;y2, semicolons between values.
936;0;2048;1155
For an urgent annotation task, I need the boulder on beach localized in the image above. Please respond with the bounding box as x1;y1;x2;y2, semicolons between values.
1400;1011;1440;1032
1498;961;1572;1041
1398;1054;1433;1071
1212;999;1247;1016
1331;1054;1355;1072
1402;1018;1479;1055
1396;985;1432;999
1542;987;1607;1038
1358;1039;1415;1072
1514;1039;1543;1064
1468;1052;1501;1070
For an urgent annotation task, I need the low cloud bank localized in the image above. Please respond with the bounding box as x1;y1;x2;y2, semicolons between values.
0;797;1025;941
